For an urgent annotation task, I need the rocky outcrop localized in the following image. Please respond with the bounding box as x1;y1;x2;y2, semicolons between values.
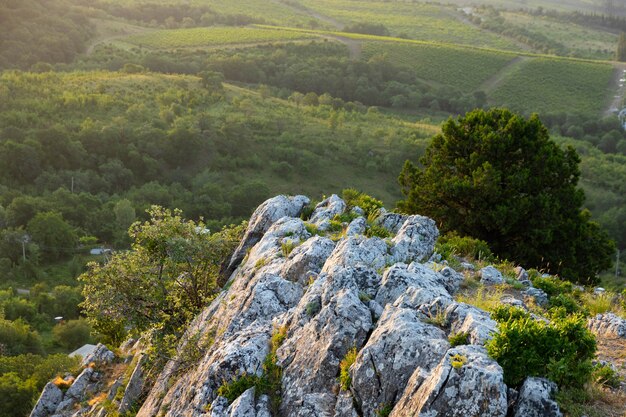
30;382;64;417
588;313;626;338
35;194;569;417
391;345;508;417
81;343;115;367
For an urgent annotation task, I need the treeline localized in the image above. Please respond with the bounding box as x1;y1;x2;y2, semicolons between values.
0;69;422;282
0;0;94;70
75;42;487;115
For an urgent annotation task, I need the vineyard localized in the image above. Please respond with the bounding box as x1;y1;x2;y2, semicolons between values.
122;27;317;49
98;0;318;28
489;58;613;115
361;41;514;92
295;0;522;50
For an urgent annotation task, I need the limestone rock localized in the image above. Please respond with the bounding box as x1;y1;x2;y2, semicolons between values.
479;265;504;285
514;266;528;281
334;392;359;417
351;305;449;416
310;194;346;226
375;211;408;234
30;382;64;417
588;313;626;338
81;343;114;366
375;263;451;311
445;302;497;345
346;217;367;236
513;377;562;417
280;236;335;285
390;215;438;264
226;194;310;275
119;354;148;414
391;345;507;417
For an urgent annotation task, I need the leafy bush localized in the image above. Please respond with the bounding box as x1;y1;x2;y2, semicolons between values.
339;347;358;390
341;189;384;218
486;306;596;387
435;232;494;262
549;294;582;315
52;318;94;351
592;363;621;388
531;275;573;297
450;353;467;369
216;373;259;402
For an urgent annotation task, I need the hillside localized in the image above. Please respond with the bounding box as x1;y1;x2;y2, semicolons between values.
29;194;626;417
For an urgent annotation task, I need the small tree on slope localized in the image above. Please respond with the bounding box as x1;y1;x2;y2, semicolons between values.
398;108;614;284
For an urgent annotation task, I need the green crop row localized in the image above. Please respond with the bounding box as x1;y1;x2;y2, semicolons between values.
361;41;514;92
122;26;316;49
490;58;613;115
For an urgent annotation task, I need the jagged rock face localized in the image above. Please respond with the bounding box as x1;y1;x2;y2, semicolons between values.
126;194;559;417
30;382;64;417
351;305;449;416
81;343;115;367
391;345;508;417
512;377;562;417
588;313;626;338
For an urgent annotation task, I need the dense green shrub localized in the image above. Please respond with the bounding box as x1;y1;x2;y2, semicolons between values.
342;189;384;218
339;347;358;390
448;332;469;347
531;275;573;297
486;306;596;387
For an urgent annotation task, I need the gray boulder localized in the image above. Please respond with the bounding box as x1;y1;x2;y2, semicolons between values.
445;302;497;345
310;194;346;226
81;343;114;366
390;215;439;263
479;265;504;285
513;377;562;417
280;235;335;285
375;263;451;310
346;217;367;236
375;211;408;234
391;345;507;417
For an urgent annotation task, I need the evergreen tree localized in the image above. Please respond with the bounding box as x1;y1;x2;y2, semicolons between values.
398;108;614;284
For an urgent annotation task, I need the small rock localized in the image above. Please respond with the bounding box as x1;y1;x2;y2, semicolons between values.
346;217;367;236
523;287;549;308
479;265;504;285
81;343;115;367
460;262;475;271
594;287;606;296
514;266;528;281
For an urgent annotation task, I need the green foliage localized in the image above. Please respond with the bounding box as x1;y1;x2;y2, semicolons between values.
531;275;573;297
398;108;615;284
0;317;43;356
592;363;621;388
281;241;297;258
486;306;596;387
52;318;94;351
549;293;582;315
27;212;77;261
339;347;357;390
375;404;393;417
123;27;315;49
216;374;260;402
80;206;244;347
435;232;494;262
0;353;79;417
448;332;469;347
305;300;321;317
